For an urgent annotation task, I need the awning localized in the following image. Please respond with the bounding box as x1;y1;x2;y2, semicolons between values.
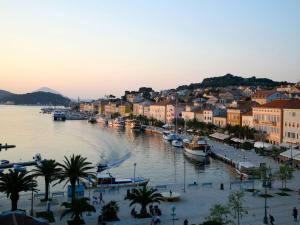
280;149;300;161
209;132;230;140
254;142;273;150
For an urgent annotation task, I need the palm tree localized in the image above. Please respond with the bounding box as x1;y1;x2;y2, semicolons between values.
124;185;164;217
61;197;95;225
102;201;119;221
32;159;61;201
57;154;94;202
0;169;37;211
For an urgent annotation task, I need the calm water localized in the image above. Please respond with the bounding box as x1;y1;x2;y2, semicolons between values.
0;106;232;191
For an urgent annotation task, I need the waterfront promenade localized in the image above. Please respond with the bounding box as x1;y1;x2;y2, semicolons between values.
1;177;300;225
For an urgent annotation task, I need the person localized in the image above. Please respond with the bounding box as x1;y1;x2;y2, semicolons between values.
98;214;103;225
293;207;298;221
149;205;154;216
154;216;161;225
99;192;105;204
269;214;274;225
184;219;188;225
131;208;137;218
169;189;173;197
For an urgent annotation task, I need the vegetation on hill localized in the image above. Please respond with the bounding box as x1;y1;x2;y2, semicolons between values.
0;89;13;99
177;73;292;90
0;91;71;106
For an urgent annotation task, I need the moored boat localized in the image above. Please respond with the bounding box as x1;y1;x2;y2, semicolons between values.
96;173;149;188
184;137;210;159
53;111;66;121
97;116;108;125
113;117;125;128
172;139;183;148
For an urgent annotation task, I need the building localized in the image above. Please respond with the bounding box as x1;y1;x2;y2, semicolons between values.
227;108;242;126
182;106;195;121
118;103;132;117
149;103;167;123
252;90;288;105
166;104;185;124
253;99;300;145
194;110;204;122
242;111;253;128
213;116;227;128
283;106;300;145
133;101;152;117
203;109;214;124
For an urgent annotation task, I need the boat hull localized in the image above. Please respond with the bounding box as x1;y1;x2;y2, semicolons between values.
184;147;207;157
96;178;149;188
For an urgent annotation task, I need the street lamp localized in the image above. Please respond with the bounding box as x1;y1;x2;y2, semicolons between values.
171;205;176;225
183;160;186;193
133;163;137;184
263;167;272;224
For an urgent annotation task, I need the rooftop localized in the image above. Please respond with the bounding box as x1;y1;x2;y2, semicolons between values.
255;99;300;109
252;89;277;99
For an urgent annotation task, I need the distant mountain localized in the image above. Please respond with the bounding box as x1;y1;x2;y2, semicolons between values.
0;89;13;99
34;87;61;95
176;74;292;90
0;91;71;106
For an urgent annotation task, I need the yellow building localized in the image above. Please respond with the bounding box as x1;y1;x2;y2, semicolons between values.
227;108;241;126
118;103;132;117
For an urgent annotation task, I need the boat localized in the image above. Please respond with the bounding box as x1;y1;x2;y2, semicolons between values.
171;139;183;148
97;116;108;125
33;153;42;166
96;173;149;188
13;164;27;172
0;160;9;165
88;116;97;123
113;117;125;128
184;137;210;158
235;162;258;179
163;132;180;142
130;120;141;131
65;112;88;120
53;111;66;121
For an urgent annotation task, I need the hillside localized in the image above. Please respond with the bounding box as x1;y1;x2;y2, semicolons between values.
0;91;71;106
177;74;292;90
0;89;13;99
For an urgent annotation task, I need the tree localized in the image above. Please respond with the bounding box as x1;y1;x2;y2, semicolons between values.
228;191;248;225
61;197;95;225
206;203;232;224
277;164;293;189
102;201;120;221
0;169;37;211
124;185;164;217
32;159;61;201
57;155;94;202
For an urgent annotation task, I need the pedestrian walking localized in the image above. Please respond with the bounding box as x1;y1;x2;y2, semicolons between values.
269;214;274;225
184;219;188;225
99;192;105;204
293;207;298;221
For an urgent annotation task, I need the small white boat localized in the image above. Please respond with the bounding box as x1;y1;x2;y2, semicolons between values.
53;111;66;121
163;131;179;142
172;139;183;148
96;174;149;188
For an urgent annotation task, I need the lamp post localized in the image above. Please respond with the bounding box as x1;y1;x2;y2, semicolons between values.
183;160;186;193
263;167;272;224
30;188;34;216
133;162;137;184
171;205;176;225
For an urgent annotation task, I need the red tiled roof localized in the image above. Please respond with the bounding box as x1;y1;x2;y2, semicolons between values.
255;99;300;109
252;90;277;99
242;111;253;116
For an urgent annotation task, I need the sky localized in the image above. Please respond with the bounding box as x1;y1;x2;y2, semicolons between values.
0;0;299;99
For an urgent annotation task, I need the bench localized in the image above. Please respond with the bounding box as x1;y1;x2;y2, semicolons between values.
52;192;64;198
155;185;167;189
202;182;212;188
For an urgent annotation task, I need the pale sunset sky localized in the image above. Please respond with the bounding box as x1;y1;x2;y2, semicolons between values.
0;0;299;99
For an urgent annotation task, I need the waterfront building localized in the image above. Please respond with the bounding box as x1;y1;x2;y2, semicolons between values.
79;102;93;113
203;109;214;124
182;105;196;121
213;116;227;128
242;111;254;128
166;103;185;124
133;101;152;117
118;103;132;117
227;101;258;126
195;110;204;122
283;107;300;145
253;99;300;144
149;103;167;123
252;89;288;105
